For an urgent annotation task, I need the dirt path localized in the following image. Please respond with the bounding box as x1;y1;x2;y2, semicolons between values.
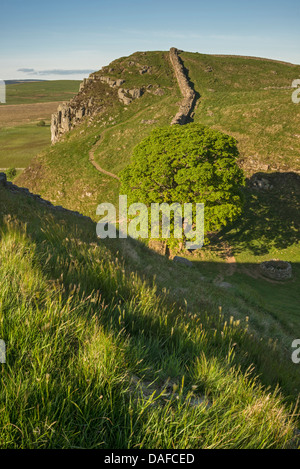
88;136;120;180
87;104;162;180
226;251;237;276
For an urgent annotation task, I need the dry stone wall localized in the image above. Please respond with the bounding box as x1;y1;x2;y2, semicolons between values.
169;47;196;125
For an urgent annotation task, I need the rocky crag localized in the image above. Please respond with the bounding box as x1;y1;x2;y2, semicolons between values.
50;74;145;144
50;48;197;144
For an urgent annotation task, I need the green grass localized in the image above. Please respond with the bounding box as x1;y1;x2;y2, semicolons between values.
0;124;51;169
17;51;181;214
181;51;300;172
5;80;81;105
0;80;81;176
92;91;180;175
12;50;300;429
0;185;298;448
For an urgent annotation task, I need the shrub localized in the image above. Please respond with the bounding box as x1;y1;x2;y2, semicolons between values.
6;167;17;179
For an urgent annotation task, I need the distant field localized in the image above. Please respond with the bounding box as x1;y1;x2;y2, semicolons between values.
0;102;61;127
0;124;50;168
4;80;80;105
0;80;80;171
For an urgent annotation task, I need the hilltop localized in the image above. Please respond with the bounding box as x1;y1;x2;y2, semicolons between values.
17;48;300;216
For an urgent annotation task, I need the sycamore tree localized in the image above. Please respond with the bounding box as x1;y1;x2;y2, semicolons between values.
120;123;245;248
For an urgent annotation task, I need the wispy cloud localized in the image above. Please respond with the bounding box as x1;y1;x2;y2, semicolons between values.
18;68;35;73
17;68;95;76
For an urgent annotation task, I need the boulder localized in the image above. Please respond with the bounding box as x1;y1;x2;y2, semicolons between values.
173;256;193;268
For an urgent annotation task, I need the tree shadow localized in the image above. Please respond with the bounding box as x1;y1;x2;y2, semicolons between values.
217;171;300;256
1;180;300;402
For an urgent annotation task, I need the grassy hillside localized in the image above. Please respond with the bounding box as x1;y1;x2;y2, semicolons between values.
181;52;300;172
11;50;300;441
17;51;300;206
17;51;181;212
0;184;299;448
15;51;300;348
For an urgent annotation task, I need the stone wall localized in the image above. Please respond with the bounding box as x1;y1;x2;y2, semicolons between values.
259;260;292;281
169;48;196;125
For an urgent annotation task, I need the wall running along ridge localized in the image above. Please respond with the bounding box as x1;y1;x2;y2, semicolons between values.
169;47;196;125
50;48;196;143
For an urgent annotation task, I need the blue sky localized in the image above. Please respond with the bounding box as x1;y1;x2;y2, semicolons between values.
1;0;299;80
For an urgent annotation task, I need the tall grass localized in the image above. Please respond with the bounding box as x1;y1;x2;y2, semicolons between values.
0;212;298;448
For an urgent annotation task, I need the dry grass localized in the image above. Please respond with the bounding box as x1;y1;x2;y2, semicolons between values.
0;101;62;127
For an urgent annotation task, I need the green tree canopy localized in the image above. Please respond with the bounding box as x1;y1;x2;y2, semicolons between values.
120;123;245;242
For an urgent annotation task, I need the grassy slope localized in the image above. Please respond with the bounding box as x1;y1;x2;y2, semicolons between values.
14;51;300;406
0;185;298;448
17;51;181;213
181;52;300;172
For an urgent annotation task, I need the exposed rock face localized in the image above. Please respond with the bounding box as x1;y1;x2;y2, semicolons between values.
118;87;144;105
51;73;144;144
169;48;196;125
51;100;89;144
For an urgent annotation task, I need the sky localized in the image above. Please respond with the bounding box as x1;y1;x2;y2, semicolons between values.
1;0;300;80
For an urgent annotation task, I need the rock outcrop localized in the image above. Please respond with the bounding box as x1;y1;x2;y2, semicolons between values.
51;73;144;144
169;48;196;125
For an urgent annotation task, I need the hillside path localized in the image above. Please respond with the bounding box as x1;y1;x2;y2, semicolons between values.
89;136;120;180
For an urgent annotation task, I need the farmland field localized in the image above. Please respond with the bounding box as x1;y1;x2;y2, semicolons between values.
4;80;81;105
0;81;80;174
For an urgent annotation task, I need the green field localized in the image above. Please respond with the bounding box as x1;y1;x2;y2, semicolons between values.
0;124;51;169
0;80;80;174
5;80;81;105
